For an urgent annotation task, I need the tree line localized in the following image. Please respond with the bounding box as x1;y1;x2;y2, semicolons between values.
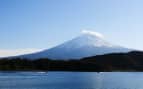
0;51;143;71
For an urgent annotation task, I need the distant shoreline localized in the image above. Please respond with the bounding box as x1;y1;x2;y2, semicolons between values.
0;51;143;72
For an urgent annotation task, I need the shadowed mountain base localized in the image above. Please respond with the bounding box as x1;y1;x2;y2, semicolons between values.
0;51;143;72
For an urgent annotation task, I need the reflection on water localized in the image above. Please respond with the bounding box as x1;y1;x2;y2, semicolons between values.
0;72;143;89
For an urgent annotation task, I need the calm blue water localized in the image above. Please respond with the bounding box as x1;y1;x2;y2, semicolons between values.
0;72;143;89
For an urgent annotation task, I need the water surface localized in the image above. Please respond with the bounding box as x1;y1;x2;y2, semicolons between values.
0;72;142;89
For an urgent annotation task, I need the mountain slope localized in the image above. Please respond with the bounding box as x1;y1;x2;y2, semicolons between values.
19;30;132;60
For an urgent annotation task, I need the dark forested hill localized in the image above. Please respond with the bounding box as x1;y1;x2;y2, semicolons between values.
0;51;143;71
81;51;143;71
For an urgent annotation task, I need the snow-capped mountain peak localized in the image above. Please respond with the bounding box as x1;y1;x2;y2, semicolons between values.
57;30;112;50
73;30;114;47
19;30;132;60
81;30;105;39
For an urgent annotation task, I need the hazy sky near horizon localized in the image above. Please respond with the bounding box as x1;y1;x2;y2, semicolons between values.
0;0;143;56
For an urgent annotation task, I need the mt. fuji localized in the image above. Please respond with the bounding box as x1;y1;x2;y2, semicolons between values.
20;30;132;60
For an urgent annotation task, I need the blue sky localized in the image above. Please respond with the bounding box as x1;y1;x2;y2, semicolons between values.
0;0;143;56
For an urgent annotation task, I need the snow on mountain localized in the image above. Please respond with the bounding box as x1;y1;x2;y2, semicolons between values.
19;30;132;60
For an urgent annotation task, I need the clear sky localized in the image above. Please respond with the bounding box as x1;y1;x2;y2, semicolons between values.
0;0;143;56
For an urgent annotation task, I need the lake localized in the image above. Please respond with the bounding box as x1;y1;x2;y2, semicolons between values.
0;72;142;89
